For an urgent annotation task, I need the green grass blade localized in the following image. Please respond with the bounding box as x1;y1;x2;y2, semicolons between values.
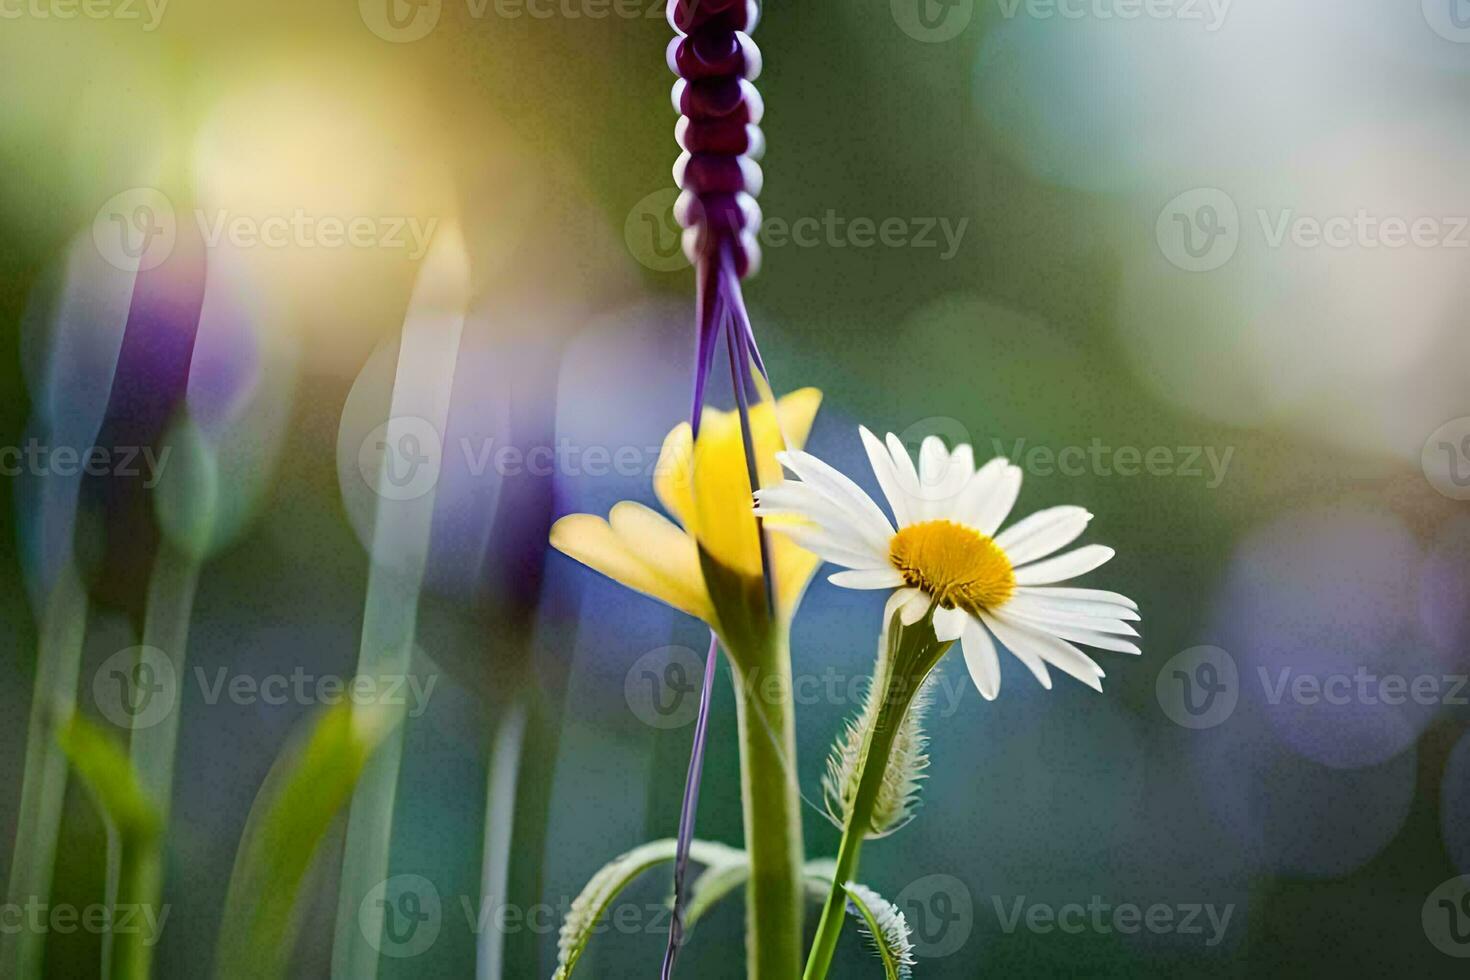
213;703;398;980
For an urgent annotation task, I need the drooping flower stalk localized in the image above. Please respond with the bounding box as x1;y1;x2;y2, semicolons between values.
659;630;719;980
660;2;805;977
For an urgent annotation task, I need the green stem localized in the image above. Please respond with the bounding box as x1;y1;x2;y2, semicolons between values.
3;567;89;979
332;567;422;980
803;611;943;980
129;544;201;824
731;633;804;980
801;683;915;980
476;695;527;980
107;544;198;979
107;820;163;980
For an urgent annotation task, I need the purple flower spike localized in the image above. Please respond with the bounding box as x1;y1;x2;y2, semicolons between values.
669;0;768;430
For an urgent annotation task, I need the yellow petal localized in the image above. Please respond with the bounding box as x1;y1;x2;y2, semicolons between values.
773;534;820;618
775;387;822;451
628;387;823;624
549;512;713;623
653;422;695;532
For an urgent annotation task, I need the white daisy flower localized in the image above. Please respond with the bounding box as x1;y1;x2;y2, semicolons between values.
753;428;1140;699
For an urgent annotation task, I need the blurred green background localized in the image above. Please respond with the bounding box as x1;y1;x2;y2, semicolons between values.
3;1;1470;976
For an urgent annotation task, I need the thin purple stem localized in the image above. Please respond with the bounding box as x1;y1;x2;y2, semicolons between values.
689;256;724;438
719;255;768;380
724;293;777;612
660;630;721;980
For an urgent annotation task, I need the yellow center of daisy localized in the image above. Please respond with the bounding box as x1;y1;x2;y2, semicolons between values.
888;520;1016;614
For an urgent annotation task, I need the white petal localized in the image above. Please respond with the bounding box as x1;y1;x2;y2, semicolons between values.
885;432;924;497
1018;586;1138;611
882;587;916;628
771;451;895;552
755;482;874;540
1038;623;1141;655
882;432;932;525
994;506;1092;565
961;617;1000;700
913;437;972;521
974;465;1022;536
860;426;913;527
829;568;905;590
919;436;948;485
987;611;1105;692
776;524;887;570
1011;611;1139;638
1010;588;1141;622
952;458;1007;526
949;443;975;481
899;589;932;625
932;606;967;642
1012;545;1115;585
978;612;1052;689
1003;595;1139;634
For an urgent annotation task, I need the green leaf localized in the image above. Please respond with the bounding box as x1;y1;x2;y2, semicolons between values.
213;703;397;980
553;838;745;980
57;715;164;980
842;883;915;980
56;714;160;846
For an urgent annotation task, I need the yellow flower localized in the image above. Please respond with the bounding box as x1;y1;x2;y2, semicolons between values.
549;389;822;635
